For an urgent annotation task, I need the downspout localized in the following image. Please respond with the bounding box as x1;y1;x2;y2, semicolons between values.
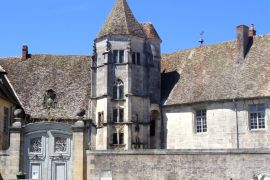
233;99;240;149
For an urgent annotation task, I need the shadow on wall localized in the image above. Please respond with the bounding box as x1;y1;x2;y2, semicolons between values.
0;173;3;180
161;70;180;105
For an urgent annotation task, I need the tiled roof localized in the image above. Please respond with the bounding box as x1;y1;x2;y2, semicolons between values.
0;55;92;119
141;23;161;41
0;66;21;106
161;35;270;105
97;0;145;39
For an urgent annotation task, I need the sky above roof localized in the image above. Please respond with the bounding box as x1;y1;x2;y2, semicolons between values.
0;0;269;57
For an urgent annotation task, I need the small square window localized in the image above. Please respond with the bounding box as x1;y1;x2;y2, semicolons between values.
112;133;124;145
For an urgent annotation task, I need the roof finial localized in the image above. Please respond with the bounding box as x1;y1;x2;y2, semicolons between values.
198;31;204;46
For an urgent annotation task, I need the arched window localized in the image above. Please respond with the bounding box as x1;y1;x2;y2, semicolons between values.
113;79;124;99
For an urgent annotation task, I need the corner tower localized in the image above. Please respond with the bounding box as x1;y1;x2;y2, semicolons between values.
90;0;162;150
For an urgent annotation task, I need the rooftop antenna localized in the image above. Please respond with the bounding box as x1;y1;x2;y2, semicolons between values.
198;31;204;46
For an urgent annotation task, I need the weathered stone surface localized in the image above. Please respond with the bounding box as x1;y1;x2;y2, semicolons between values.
87;149;270;180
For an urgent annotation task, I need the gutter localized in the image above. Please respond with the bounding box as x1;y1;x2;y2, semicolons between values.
233;99;240;149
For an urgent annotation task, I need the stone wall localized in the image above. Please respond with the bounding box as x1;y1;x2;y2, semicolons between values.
163;98;270;149
0;131;21;180
87;149;270;180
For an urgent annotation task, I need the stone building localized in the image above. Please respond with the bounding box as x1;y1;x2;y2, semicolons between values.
0;0;270;179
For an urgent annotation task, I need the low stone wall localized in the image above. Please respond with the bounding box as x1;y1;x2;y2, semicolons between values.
87;149;270;180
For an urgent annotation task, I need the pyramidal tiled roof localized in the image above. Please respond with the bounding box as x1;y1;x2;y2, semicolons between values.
97;0;145;39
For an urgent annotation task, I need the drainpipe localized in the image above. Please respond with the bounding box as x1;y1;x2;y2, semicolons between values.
233;99;240;149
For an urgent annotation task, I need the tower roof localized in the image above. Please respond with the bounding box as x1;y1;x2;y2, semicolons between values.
97;0;145;39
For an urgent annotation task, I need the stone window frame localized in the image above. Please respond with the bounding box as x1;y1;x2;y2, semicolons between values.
195;109;207;133
248;104;266;130
112;132;124;145
132;52;141;65
113;79;124;100
113;50;125;64
112;108;124;123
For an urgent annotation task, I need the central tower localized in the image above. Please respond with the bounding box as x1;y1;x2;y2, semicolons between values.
90;0;162;150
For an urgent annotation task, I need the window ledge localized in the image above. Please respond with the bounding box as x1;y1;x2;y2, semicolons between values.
194;132;208;136
249;128;268;132
112;98;126;101
114;63;128;65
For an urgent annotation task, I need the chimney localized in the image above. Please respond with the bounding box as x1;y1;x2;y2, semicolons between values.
236;25;250;62
22;45;28;60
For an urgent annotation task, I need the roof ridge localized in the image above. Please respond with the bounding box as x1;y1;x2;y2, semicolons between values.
121;0;129;35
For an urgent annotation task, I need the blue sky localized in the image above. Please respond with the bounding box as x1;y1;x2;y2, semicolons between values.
0;0;269;57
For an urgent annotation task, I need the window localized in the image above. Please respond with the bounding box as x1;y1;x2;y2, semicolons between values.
98;111;104;127
137;53;141;65
249;104;265;130
196;110;207;133
113;133;124;145
112;108;124;123
132;52;141;65
113;50;124;63
113;79;124;99
119;109;124;122
113;109;118;122
3;107;9;133
54;137;67;153
132;53;136;64
30;137;42;153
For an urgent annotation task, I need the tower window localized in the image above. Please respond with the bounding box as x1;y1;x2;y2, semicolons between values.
119;109;124;122
132;53;136;64
113;50;125;63
98;111;104;127
132;52;141;65
249;104;265;130
113;109;118;122
195;109;207;133
137;53;141;65
112;108;124;123
113;79;124;99
113;133;124;145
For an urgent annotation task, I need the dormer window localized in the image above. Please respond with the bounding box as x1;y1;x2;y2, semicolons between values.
43;89;57;109
132;52;141;65
113;50;124;64
113;79;124;100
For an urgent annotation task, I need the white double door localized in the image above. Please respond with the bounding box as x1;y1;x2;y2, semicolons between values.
24;129;72;180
